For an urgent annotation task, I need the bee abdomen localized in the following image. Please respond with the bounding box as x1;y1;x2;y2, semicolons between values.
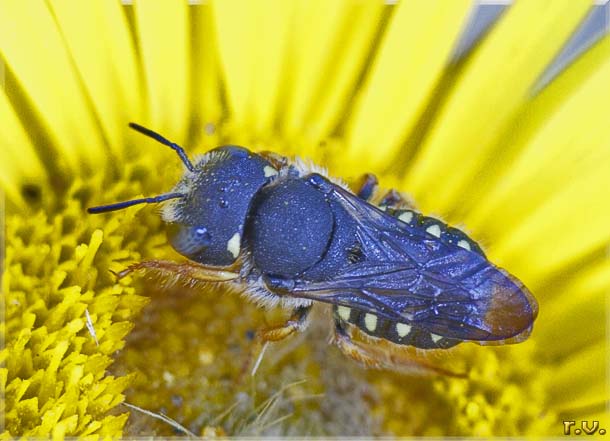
388;208;485;257
334;305;460;350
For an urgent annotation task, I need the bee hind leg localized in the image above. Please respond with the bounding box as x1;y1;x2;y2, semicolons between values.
332;319;466;377
355;173;379;201
354;173;415;210
377;188;416;210
332;318;385;370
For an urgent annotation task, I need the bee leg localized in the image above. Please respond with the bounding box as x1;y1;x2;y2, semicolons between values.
114;259;240;284
332;319;466;377
355;173;378;201
377;188;415;210
258;305;312;342
332;318;385;370
242;305;312;377
354;173;416;210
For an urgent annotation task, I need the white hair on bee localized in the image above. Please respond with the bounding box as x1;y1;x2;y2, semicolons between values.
283;156;351;191
160;173;192;223
160;193;187;224
237;277;313;311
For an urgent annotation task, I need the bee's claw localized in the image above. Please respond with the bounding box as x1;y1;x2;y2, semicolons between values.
116;267;134;279
108;266;135;281
108;268;121;281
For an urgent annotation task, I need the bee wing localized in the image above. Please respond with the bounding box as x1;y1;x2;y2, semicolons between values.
276;175;538;343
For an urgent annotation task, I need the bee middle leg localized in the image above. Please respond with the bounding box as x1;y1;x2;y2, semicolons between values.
241;305;312;377
258;305;312;342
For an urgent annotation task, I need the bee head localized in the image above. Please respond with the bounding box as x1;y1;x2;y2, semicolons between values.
164;145;275;265
88;124;276;266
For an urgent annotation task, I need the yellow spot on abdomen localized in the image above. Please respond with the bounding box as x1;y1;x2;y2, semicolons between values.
337;306;351;321
426;224;442;237
364;313;377;332
396;322;411;337
457;240;471;250
398;211;413;223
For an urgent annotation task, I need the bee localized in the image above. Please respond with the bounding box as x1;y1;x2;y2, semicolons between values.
89;123;538;376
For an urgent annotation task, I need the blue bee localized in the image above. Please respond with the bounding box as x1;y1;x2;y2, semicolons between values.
89;123;538;375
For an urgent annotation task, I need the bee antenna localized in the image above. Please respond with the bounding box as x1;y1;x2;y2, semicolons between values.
129;122;195;172
87;192;185;214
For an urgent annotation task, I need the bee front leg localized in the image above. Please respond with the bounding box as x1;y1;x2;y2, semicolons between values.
114;259;240;285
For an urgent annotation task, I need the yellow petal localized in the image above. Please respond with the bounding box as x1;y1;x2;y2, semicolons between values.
212;0;293;140
492;164;610;282
280;0;350;139
403;0;591;213
547;341;608;412
535;259;610;359
272;0;386;152
191;4;224;133
133;0;191;143
345;0;472;170
0;89;48;208
0;0;107;173
295;0;386;152
466;36;610;228
468;38;610;245
47;0;144;158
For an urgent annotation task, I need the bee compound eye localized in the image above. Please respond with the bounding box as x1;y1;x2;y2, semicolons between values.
167;224;212;258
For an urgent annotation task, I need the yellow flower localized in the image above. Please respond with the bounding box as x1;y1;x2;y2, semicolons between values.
1;0;608;438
